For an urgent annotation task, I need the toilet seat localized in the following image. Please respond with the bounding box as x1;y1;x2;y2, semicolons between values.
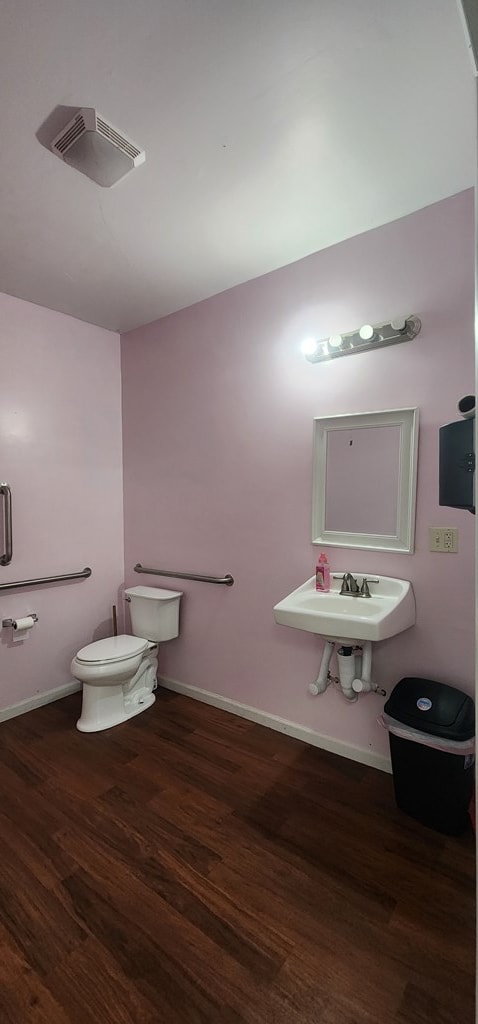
76;634;149;665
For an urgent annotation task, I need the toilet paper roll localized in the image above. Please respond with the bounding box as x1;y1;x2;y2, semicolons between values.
13;616;35;631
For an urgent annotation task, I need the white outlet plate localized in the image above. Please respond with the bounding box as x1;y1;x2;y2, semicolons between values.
429;527;458;552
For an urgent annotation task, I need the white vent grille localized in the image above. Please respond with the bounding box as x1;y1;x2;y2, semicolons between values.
96;117;141;160
53;112;86;154
50;107;145;187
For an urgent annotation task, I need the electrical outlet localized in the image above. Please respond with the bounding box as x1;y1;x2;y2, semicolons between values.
443;528;458;552
429;527;458;553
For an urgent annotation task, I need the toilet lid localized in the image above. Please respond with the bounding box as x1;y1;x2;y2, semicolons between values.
76;634;148;664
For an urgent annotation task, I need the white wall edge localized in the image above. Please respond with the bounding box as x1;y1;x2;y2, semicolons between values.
159;675;392;774
0;681;81;724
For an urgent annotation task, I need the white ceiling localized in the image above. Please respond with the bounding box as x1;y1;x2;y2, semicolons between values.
0;0;474;333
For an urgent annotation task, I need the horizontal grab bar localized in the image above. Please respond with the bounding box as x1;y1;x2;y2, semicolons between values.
0;567;92;592
134;563;234;587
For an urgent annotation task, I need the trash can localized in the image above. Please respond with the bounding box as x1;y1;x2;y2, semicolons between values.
382;677;475;835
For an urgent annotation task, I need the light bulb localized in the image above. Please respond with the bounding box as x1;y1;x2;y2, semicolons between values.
359;324;377;342
390;317;407;333
300;337;319;356
329;334;343;349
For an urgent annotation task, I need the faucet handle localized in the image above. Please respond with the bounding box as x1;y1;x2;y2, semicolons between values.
360;577;379;597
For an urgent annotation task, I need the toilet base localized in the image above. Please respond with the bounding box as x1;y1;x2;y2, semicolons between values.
76;654;158;733
77;686;156;733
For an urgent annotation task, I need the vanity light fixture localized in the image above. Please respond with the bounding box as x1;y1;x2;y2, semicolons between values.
302;315;421;363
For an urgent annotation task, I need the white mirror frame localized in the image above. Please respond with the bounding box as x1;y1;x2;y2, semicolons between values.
312;407;419;553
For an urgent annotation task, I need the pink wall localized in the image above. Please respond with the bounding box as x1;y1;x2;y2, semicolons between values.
0;293;124;709
121;190;475;762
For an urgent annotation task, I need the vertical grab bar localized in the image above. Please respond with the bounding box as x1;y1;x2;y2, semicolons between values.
0;483;12;566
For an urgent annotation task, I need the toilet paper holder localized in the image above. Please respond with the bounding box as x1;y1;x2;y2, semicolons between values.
2;613;38;628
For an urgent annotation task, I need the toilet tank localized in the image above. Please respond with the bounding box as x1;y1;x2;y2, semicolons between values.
125;586;182;641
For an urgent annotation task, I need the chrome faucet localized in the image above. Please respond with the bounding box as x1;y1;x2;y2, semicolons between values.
337;574;379;597
348;574;360;594
340;573;360;595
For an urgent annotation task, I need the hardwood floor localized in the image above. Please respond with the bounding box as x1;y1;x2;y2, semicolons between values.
0;688;473;1023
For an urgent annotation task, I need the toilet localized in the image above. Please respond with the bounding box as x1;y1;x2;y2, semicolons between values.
71;585;182;733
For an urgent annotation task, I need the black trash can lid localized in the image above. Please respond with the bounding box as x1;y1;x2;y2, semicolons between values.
384;677;475;741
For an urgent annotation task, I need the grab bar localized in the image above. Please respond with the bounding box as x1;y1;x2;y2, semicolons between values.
0;567;92;592
134;563;234;587
0;483;12;566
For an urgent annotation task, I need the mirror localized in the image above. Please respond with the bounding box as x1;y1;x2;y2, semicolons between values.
312;408;419;552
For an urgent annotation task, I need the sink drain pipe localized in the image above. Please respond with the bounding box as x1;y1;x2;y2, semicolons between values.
352;641;373;694
308;640;335;695
337;646;359;702
308;639;386;700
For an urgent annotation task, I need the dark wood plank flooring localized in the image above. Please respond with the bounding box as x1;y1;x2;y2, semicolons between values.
0;688;473;1023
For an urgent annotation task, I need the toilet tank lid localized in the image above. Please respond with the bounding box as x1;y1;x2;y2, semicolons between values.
76;634;148;664
125;585;183;601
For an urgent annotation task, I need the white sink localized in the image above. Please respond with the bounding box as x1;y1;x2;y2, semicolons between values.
273;574;415;642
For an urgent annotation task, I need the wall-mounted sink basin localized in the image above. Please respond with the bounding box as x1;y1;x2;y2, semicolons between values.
273;574;415;642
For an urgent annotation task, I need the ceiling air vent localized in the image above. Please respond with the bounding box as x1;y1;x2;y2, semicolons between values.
51;107;145;187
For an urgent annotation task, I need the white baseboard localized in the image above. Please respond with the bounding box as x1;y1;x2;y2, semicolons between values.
159;675;392;774
0;681;81;724
0;675;392;774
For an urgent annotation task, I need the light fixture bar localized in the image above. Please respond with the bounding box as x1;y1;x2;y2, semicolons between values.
304;315;421;363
